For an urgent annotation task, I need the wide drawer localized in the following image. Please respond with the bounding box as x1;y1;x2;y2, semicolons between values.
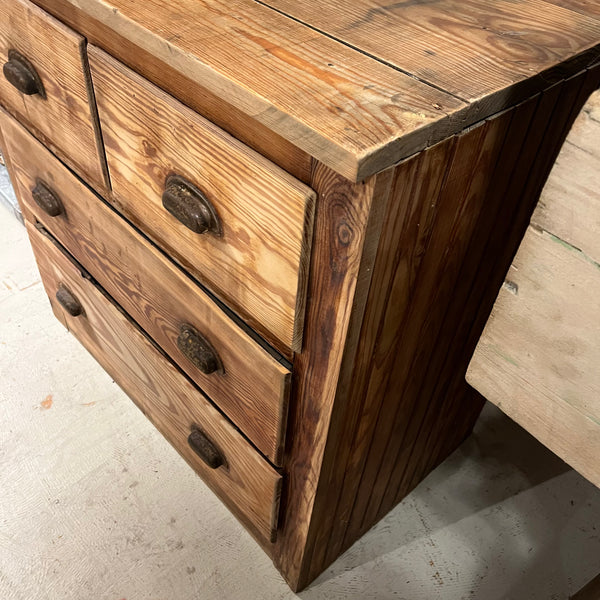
88;46;315;355
26;221;282;544
1;109;290;465
0;0;106;188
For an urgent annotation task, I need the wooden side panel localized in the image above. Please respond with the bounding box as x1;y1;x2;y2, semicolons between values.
413;64;600;486
27;223;282;545
0;0;107;189
276;68;599;591
89;47;316;355
1;109;291;465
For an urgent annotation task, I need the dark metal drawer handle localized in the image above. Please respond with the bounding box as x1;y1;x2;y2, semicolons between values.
177;323;222;375
55;285;83;317
3;49;46;98
31;179;64;217
162;174;221;236
188;427;224;469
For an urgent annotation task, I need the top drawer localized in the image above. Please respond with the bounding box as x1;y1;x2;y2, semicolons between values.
0;0;106;189
88;47;315;355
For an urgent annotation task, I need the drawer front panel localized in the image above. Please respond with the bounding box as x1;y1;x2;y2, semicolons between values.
26;222;282;543
1;110;290;465
0;0;106;188
88;46;315;355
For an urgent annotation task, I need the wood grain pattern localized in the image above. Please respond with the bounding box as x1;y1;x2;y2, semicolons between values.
329;113;514;567
33;0;468;182
89;47;315;355
26;222;282;544
467;227;600;489
1;109;290;465
17;0;313;184
0;0;107;189
275;70;595;590
409;67;600;492
265;0;600;103
467;89;600;489
31;0;600;181
273;163;391;590
533;91;600;264
543;0;600;19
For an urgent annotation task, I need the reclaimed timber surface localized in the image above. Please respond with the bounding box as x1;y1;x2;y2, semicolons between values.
467;90;600;489
89;47;315;356
5;0;600;592
13;0;314;184
468;227;600;489
30;0;468;181
545;0;600;18
265;0;600;103
534;91;600;263
0;0;107;188
32;0;600;180
27;222;282;545
1;109;291;465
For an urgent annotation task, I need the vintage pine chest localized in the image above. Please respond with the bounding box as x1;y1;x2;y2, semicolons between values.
1;0;599;590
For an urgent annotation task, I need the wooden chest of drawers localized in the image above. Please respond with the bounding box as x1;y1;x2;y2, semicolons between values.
1;0;599;591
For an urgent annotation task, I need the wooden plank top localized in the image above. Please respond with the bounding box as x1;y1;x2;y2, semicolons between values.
34;0;600;180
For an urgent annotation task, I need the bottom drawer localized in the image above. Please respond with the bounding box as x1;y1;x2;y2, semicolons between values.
27;221;282;544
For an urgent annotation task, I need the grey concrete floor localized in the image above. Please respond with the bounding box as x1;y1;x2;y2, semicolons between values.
1;200;600;600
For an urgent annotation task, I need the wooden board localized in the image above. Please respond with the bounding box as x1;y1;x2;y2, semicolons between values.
0;0;107;189
1;108;291;465
33;0;600;180
533;91;600;263
265;0;600;102
467;89;600;489
544;0;600;19
89;47;316;355
26;222;282;545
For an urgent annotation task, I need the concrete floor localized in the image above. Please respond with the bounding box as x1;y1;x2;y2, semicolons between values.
1;198;600;600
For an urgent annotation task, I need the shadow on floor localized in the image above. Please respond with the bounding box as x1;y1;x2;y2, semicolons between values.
301;404;600;599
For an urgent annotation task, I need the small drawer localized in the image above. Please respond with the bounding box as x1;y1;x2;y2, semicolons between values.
26;222;282;544
1;109;290;466
88;46;316;356
0;0;106;189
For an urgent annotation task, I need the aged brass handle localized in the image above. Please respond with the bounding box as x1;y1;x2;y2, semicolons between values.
3;49;46;98
177;323;222;375
55;285;83;317
187;427;224;470
162;174;221;235
31;179;64;217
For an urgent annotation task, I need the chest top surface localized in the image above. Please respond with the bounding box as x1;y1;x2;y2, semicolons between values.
34;0;600;180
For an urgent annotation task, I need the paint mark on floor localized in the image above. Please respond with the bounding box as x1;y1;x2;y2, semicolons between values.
40;394;53;410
